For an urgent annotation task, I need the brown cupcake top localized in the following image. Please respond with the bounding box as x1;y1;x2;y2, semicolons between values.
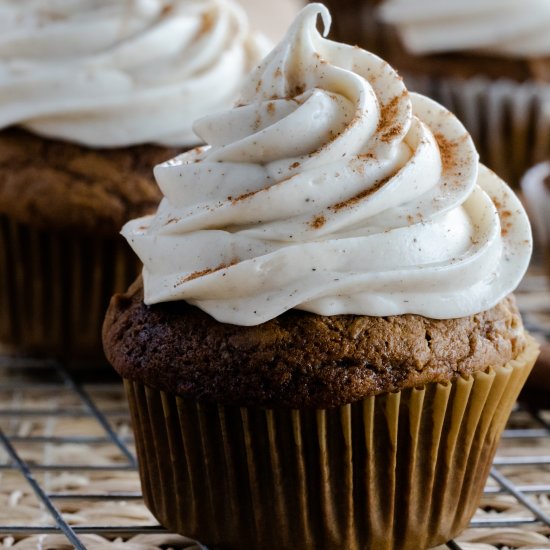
388;49;550;84
0;128;180;235
103;278;527;409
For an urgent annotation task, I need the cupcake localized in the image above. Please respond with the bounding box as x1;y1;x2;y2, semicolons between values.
315;0;550;187
0;0;263;361
103;4;539;549
521;161;550;271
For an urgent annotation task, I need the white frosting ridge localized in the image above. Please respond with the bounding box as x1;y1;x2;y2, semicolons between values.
0;0;265;147
123;3;532;325
379;0;550;57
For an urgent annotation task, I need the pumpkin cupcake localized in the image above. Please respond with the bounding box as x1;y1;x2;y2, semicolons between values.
103;5;538;548
0;0;264;361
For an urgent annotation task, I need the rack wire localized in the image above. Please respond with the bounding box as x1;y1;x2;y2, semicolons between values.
0;274;549;549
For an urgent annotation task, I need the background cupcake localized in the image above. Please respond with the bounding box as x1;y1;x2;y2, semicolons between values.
521;160;550;272
314;0;550;187
0;0;264;362
104;5;538;549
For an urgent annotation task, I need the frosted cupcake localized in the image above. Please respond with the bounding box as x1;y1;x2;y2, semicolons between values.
0;0;264;361
103;4;538;549
521;160;550;272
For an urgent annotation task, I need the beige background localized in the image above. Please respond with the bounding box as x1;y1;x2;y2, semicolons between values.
239;0;304;43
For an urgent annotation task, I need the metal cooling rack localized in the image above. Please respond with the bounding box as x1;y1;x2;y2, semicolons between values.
0;276;549;549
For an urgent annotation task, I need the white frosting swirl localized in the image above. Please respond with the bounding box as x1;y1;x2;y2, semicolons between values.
379;0;550;57
122;3;532;325
0;0;265;147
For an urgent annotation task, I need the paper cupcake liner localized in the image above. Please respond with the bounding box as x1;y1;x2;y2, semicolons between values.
0;215;140;362
124;336;538;550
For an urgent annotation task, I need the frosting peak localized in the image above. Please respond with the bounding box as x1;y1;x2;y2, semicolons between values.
0;0;265;147
123;3;532;325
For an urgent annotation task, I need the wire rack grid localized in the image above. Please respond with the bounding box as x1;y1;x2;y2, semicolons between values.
0;275;549;549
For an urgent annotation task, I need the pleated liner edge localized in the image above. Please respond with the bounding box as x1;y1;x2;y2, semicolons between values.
0;215;140;361
125;335;539;550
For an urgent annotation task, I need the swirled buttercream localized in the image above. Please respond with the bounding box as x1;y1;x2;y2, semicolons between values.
379;0;550;57
122;3;532;325
0;0;265;147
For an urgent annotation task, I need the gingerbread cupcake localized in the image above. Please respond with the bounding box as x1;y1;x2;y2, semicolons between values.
104;5;538;548
0;0;264;361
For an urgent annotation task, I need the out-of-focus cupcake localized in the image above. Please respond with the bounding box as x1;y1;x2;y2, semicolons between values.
521;160;550;271
518;161;550;412
315;0;550;187
103;5;538;548
0;0;264;362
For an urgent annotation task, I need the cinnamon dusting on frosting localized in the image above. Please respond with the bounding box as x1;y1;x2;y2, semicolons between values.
377;92;406;142
330;177;391;211
161;5;174;17
199;12;215;36
231;190;258;203
493;198;514;237
176;259;238;286
309;215;326;228
434;132;468;173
